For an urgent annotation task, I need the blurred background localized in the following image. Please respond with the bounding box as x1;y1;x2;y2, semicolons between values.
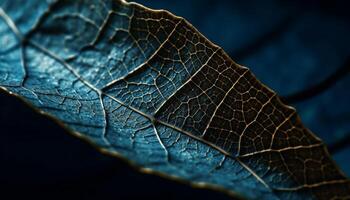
1;0;350;199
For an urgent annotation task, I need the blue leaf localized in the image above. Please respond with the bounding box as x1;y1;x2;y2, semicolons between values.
0;0;349;199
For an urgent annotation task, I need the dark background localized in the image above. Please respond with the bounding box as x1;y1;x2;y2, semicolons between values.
1;0;350;199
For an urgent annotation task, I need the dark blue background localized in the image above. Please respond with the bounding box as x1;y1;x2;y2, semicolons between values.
1;0;350;199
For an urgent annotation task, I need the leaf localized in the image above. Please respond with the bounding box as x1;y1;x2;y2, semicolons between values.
0;0;349;199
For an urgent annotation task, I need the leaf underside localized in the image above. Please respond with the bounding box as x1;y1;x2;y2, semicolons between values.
0;0;349;199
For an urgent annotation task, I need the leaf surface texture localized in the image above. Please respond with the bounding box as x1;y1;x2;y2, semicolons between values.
0;0;349;199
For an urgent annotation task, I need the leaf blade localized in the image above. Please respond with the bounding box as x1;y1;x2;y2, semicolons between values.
0;0;349;199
